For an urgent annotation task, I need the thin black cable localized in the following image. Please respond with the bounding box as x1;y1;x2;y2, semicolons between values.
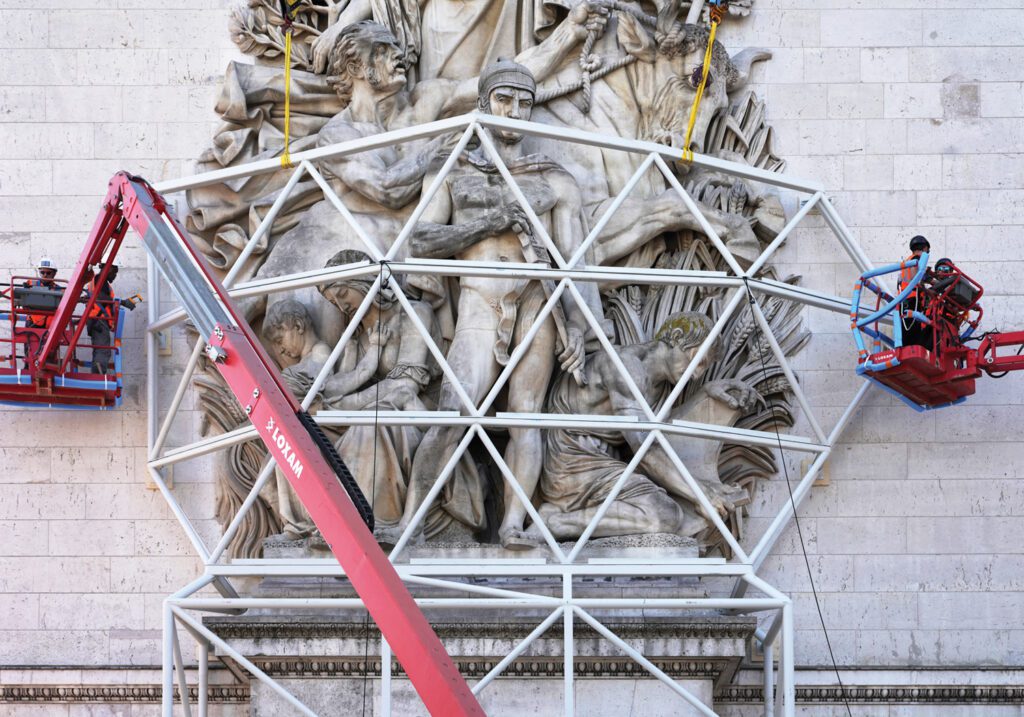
361;261;390;717
742;277;852;717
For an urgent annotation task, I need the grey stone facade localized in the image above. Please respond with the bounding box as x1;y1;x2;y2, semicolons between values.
2;0;1023;714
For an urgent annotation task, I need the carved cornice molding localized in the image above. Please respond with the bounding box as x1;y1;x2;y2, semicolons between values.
243;656;727;679
6;681;1024;706
204;617;758;643
718;685;1024;705
0;685;249;704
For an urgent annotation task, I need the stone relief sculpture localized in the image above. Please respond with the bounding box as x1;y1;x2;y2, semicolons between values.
401;59;593;550
530;311;756;544
189;0;811;559
229;10;609;346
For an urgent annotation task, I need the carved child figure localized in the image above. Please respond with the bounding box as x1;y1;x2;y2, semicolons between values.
263;299;333;378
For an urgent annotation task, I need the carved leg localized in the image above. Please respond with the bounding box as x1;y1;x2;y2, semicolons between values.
401;318;500;537
498;308;557;550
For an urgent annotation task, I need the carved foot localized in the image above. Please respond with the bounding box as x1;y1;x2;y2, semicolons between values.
374;525;412;550
500;527;540;551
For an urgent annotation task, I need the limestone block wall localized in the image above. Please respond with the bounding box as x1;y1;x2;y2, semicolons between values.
731;0;1024;682
1;0;1022;713
0;0;243;679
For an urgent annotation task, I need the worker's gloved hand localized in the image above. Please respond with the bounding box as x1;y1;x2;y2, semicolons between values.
122;298;137;310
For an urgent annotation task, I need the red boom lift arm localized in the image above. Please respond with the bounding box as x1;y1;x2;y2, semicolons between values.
41;173;483;716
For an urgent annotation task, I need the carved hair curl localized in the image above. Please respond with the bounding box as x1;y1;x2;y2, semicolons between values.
263;299;313;339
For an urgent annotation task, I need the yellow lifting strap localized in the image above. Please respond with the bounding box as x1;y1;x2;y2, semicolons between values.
681;5;724;163
281;27;294;168
279;0;302;168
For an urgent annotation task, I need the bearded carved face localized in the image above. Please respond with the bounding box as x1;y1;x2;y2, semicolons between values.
631;44;730;154
619;15;733;154
360;39;407;95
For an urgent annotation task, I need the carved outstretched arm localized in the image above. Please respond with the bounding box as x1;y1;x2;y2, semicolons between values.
411;218;502;260
439;2;608;115
550;175;593;339
310;0;372;74
516;2;609;86
323;135;447;210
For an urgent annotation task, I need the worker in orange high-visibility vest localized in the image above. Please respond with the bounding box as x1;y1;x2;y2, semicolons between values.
24;257;59;328
898;235;932;349
86;263;140;374
86;263;119;374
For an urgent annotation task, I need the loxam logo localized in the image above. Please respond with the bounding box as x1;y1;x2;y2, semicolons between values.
265;417;304;479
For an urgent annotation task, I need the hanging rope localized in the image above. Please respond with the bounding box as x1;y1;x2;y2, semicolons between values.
279;0;301;167
535;0;656;108
361;260;390;717
578;30;601;114
741;277;853;717
681;0;726;162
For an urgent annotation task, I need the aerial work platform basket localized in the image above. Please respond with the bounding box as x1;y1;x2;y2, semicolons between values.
851;253;1024;410
0;276;125;409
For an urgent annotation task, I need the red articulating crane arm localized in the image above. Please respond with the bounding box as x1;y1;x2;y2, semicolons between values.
52;173;484;716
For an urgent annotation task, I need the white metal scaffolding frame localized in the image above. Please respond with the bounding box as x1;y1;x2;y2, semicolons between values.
145;113;876;717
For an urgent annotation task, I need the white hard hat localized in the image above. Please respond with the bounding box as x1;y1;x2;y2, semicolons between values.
37;257;56;271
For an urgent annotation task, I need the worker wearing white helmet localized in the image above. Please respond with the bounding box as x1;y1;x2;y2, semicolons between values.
36;257;57;282
24;257;59;328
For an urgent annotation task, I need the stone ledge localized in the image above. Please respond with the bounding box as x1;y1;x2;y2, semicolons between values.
0;684;249;704
718;685;1024;705
6;682;1024;706
204;616;756;643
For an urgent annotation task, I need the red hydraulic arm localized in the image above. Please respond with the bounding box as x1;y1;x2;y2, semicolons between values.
50;173;484;716
977;331;1024;375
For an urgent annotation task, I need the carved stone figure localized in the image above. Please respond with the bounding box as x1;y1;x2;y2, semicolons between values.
395;59;597;549
534;6;769;267
260;300;332;538
309;0;597;81
316;250;489;540
192;0;810;558
243;12;608;346
263;298;333;374
527;311;755;542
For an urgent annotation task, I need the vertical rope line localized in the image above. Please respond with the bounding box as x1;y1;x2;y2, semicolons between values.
361;260;390;716
742;277;852;717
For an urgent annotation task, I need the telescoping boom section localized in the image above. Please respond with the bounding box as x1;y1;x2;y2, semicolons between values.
13;172;485;716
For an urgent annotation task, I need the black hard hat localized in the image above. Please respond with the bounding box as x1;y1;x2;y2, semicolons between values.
909;235;930;251
934;257;954;270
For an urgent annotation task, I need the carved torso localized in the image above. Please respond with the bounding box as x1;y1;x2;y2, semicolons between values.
446;161;560;293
